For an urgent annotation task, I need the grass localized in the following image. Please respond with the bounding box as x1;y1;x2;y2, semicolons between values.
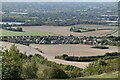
110;31;118;37
0;29;56;36
35;48;43;53
91;45;109;49
49;71;118;80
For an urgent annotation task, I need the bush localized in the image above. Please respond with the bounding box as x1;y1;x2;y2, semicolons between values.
55;52;119;62
2;27;23;32
43;66;69;79
91;45;109;49
2;45;77;79
82;58;119;76
21;61;38;78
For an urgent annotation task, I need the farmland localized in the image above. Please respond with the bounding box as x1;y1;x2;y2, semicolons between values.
50;71;118;79
30;44;118;57
0;29;56;36
30;44;118;68
1;41;118;68
0;24;118;68
22;24;118;36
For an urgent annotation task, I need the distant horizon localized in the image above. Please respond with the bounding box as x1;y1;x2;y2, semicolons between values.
1;2;118;3
1;1;118;3
1;0;119;2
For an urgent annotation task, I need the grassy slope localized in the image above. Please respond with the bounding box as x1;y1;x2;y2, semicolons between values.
0;29;56;36
80;71;118;78
49;72;118;80
71;26;118;36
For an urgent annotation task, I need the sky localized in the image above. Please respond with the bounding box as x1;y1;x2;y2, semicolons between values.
1;0;120;2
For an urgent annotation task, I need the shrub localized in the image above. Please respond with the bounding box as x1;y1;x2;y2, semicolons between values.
43;66;69;79
91;45;109;49
55;52;119;62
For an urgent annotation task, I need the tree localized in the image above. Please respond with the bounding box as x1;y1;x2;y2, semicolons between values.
21;61;38;78
16;27;23;32
43;66;68;79
96;59;107;66
2;45;22;79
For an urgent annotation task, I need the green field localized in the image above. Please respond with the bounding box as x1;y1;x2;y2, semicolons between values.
0;29;56;36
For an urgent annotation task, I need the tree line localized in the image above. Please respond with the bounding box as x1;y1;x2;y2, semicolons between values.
2;15;117;27
2;27;23;32
55;52;120;62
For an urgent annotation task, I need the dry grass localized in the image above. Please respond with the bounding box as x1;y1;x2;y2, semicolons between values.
22;24;113;36
30;44;118;68
1;41;118;68
30;44;118;57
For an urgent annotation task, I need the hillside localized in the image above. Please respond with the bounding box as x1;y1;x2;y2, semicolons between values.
49;71;118;80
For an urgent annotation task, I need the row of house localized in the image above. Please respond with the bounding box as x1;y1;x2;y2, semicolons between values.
0;36;110;45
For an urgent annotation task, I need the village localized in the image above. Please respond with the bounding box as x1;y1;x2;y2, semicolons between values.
0;35;117;45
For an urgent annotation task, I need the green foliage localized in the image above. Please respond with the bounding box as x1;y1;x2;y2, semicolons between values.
70;27;96;33
108;41;120;46
82;58;119;76
2;45;23;79
2;45;83;79
0;29;56;36
3;44;118;79
70;26;117;33
35;48;43;53
67;68;82;78
2;45;42;79
43;66;69;79
91;45;109;49
2;27;23;32
21;61;38;78
55;52;120;62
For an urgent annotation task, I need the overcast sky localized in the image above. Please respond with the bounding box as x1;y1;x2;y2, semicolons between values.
1;0;120;2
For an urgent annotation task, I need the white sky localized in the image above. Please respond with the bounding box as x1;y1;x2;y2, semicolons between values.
1;0;120;2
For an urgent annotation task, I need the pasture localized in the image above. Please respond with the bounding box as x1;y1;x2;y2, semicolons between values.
0;29;56;36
